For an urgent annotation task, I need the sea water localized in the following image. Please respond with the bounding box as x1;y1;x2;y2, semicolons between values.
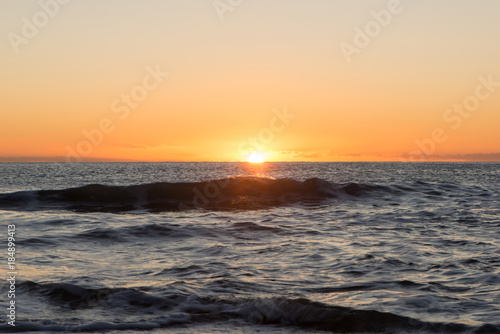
0;162;499;333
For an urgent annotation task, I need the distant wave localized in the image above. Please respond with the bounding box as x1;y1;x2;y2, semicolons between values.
0;176;491;213
4;280;497;333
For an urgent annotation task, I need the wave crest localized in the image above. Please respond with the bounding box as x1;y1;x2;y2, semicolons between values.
10;280;494;333
0;177;394;213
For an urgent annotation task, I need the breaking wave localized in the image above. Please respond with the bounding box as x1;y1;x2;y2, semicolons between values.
3;280;497;333
0;177;396;213
0;176;492;213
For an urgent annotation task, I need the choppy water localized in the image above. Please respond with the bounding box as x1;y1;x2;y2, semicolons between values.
0;162;499;333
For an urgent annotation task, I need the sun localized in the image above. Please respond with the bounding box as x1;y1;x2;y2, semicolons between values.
247;152;266;163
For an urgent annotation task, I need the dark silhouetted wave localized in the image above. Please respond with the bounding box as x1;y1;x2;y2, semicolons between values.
4;280;497;333
0;177;396;212
0;176;490;213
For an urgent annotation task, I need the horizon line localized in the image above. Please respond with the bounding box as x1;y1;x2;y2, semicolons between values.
1;160;499;163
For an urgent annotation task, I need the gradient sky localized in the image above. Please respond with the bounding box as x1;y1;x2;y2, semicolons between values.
1;0;499;162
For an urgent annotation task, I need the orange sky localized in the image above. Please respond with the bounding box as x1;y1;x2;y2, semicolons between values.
1;0;499;162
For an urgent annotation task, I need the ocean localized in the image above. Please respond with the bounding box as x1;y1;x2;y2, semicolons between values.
0;162;499;333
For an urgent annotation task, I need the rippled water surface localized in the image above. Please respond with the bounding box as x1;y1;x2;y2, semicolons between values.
0;162;499;333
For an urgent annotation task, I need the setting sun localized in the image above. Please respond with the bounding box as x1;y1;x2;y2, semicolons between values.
247;152;266;163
